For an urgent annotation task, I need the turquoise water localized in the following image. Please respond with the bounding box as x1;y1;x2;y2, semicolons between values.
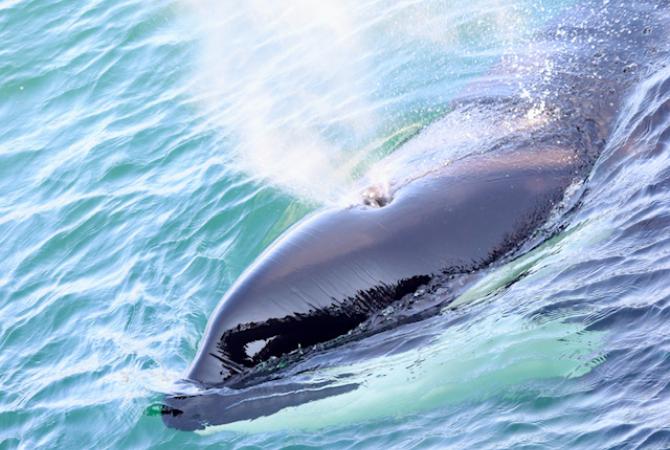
3;0;670;448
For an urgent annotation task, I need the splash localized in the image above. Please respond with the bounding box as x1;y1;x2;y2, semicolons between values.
184;0;532;205
183;0;377;203
198;313;605;434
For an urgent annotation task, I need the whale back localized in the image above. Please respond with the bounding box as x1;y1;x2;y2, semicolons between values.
187;146;582;385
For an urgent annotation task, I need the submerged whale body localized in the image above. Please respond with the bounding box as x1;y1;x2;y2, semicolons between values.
163;1;669;431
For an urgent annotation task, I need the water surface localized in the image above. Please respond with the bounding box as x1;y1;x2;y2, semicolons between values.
2;0;670;448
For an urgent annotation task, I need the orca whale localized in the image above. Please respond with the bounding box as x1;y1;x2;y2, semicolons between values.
163;0;669;431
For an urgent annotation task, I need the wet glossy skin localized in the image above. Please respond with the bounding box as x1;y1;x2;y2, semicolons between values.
186;147;583;386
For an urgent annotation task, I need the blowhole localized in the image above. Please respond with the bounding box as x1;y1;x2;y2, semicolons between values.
361;185;392;208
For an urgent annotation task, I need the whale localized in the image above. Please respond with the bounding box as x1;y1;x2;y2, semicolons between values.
187;146;583;385
162;0;669;431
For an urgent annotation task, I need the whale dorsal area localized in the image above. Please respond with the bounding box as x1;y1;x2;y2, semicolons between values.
187;145;581;386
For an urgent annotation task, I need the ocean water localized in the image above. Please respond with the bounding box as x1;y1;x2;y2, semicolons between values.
2;0;670;448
